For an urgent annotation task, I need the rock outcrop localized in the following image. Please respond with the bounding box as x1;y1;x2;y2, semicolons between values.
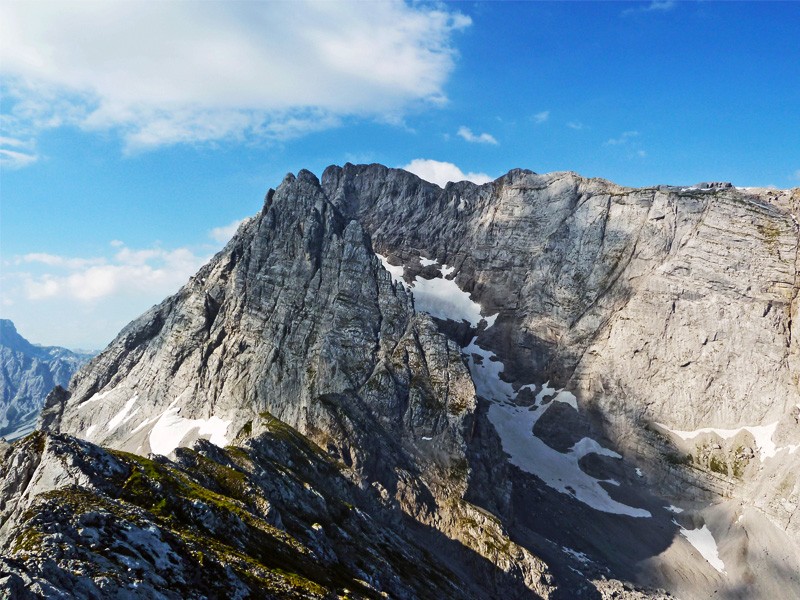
0;430;549;599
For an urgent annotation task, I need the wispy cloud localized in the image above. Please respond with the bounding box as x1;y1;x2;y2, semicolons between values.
457;126;498;145
791;169;800;181
605;130;639;145
209;218;249;244
622;1;676;16
402;158;492;187
566;121;585;130
604;130;647;159
532;111;550;124
0;137;38;169
16;253;105;270
0;2;470;151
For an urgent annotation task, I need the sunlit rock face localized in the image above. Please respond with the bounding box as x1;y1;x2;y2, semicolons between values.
20;165;800;598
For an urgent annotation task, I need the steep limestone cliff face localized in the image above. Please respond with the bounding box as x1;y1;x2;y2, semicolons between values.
18;164;800;598
53;172;473;465
41;170;556;598
0;320;91;441
321;165;800;597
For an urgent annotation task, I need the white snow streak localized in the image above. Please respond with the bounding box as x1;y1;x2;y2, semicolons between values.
107;395;139;431
149;407;230;456
487;399;649;517
79;389;113;408
676;522;726;574
376;253;406;286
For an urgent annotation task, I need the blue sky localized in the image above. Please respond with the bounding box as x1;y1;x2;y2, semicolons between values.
1;1;799;349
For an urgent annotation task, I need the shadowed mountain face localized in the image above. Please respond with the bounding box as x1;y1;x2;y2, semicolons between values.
0;320;92;441
3;165;799;599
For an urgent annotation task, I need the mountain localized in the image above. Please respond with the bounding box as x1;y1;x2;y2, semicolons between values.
0;319;93;441
2;165;799;599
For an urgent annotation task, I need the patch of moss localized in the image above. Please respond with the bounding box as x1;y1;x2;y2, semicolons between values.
11;527;44;553
237;420;253;438
757;221;782;255
708;455;727;475
664;452;691;466
257;411;332;465
106;450;362;596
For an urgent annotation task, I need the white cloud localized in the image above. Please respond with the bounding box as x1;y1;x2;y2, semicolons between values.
7;240;209;302
0;1;470;150
532;111;550;124
791;169;800;181
209;218;248;244
17;253;104;269
457;126;498;145
567;121;584;130
622;1;676;16
402;158;493;187
12;244;208;302
605;131;639;145
0;137;38;169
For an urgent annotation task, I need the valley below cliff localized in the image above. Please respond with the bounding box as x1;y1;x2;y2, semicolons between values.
2;165;799;599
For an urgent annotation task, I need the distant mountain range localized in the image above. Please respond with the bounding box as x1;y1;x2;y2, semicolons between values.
1;166;799;599
0;319;94;440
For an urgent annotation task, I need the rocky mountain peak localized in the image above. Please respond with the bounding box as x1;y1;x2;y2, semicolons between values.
5;164;800;598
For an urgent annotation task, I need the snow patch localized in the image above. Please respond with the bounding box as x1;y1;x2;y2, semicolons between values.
79;389;113;408
487;401;650;517
377;254;497;328
635;468;644;478
107;395;139;431
571;437;622;460
562;546;592;564
657;421;779;462
149;407;231;456
464;337;516;401
376;253;406;287
411;272;490;327
675;522;726;574
465;336;648;517
665;505;684;514
552;390;578;410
